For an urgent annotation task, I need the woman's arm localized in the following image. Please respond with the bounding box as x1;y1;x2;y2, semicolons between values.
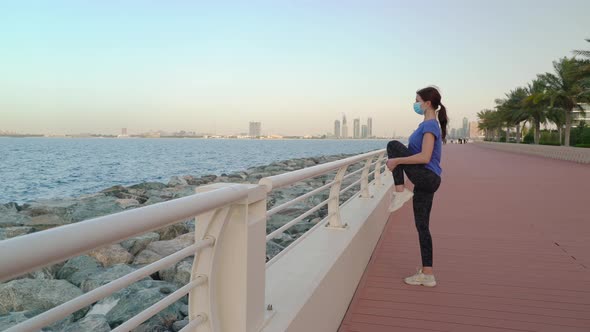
387;133;435;170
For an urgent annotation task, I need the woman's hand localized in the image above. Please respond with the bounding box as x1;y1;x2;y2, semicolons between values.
386;158;399;171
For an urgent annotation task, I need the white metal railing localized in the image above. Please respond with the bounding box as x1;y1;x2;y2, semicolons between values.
0;148;390;332
261;149;387;267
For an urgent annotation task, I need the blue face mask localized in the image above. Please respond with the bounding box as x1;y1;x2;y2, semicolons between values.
413;102;424;115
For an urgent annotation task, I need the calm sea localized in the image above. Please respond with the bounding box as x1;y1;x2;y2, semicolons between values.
0;137;402;204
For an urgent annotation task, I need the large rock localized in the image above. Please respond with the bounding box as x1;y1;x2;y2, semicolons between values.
159;258;193;286
133;233;194;265
57;255;102;282
168;176;188;187
0;310;74;332
26;214;69;230
155;222;191;241
102;185;148;204
80;264;139;293
20;199;77;222
116;198;140;209
92;280;183;330
13;263;64;281
266;241;285;261
129;182;167;191
172;319;189;332
0;204;32;227
89;244;133;267
121;232;161;256
0;279;87;319
62;314;111;332
69;195;124;222
0;226;34;240
0;311;30;331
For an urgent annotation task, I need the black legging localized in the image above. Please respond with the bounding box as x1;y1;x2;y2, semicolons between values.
387;140;441;267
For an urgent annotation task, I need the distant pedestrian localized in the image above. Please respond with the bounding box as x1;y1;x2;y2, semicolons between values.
386;85;447;287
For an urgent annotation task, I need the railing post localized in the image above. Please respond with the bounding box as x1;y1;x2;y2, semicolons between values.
359;157;374;198
326;166;348;229
189;183;269;332
374;152;386;186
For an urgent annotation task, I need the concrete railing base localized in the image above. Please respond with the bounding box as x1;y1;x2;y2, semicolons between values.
262;175;394;332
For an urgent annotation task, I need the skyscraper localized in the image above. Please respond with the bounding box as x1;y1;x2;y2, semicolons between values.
353;118;360;139
334;120;341;138
249;122;262;137
342;114;348;138
462;117;469;138
367;117;373;138
361;125;368;139
469;121;483;138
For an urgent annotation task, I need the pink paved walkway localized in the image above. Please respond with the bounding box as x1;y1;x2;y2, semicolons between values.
339;144;590;332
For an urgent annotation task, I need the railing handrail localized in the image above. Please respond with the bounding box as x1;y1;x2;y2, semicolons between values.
258;149;385;192
0;184;250;283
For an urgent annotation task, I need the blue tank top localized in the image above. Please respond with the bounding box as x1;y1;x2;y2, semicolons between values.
408;119;442;176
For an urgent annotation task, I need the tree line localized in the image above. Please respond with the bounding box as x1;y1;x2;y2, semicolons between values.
477;39;590;147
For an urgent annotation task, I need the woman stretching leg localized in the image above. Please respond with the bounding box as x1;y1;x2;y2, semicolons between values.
386;86;448;287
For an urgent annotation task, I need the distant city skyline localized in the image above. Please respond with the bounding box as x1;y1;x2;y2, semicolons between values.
1;1;588;137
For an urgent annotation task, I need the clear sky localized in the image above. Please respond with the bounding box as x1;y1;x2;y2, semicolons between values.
1;0;589;136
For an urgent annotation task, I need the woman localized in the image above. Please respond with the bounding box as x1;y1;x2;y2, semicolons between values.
385;86;447;287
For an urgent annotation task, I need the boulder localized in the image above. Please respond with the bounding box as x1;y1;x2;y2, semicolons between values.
172;319;189;332
0;279;87;319
89;244;133;267
101;185;129;197
0;311;31;331
62;314;111;332
26;214;69;230
0;226;34;240
128;182;167;191
116;199;140;209
69;195;124;222
159;258;193;286
93;280;182;330
0;203;32;227
266;241;285;261
80;264;139;293
168;176;188;187
155;222;191;241
20;199;77;221
143;196;167;206
0;310;74;332
121;232;161;256
13;263;64;281
133;233;194;265
57;255;102;282
179;304;189;317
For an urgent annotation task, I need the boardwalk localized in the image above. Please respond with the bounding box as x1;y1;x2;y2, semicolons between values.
339;144;590;332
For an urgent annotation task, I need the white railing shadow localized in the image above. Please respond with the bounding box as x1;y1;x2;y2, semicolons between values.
0;148;392;332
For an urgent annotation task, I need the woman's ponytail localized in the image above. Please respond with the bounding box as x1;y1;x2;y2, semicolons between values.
438;103;448;143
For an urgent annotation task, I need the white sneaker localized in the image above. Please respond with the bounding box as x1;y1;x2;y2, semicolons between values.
388;188;413;212
404;268;437;287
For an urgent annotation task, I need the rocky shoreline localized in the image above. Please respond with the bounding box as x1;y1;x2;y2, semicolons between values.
0;152;376;331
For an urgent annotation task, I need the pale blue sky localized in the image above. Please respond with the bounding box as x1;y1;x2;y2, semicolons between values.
1;0;589;136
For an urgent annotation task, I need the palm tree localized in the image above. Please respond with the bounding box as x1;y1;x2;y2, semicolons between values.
573;39;590;59
547;106;566;144
477;109;494;141
523;79;550;144
540;57;590;146
496;88;529;143
477;109;499;141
